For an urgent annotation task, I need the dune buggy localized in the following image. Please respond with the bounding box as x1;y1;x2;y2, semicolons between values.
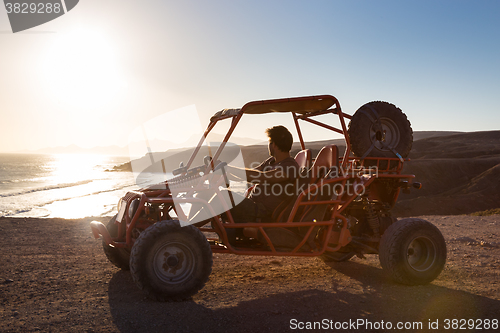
91;95;446;301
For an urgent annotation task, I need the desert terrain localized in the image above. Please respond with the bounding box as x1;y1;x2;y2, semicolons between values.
1;213;499;333
2;130;500;332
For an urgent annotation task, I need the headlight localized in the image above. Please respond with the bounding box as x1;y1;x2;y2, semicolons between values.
117;198;123;212
128;198;141;219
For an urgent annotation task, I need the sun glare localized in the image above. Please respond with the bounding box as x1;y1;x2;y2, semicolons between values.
44;154;109;218
41;28;127;110
49;153;107;183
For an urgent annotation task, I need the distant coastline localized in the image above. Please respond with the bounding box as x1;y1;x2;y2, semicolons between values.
108;130;467;172
109;130;500;217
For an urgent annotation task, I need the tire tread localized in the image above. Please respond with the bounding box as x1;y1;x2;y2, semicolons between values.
130;220;213;301
348;101;413;159
379;218;446;285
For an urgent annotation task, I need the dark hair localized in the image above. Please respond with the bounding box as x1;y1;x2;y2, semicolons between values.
266;125;293;152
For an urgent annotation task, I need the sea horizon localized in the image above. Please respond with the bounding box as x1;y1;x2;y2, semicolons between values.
0;152;137;219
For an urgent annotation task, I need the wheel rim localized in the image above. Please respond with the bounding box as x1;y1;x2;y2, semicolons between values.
370;117;400;151
152;242;195;284
406;236;436;272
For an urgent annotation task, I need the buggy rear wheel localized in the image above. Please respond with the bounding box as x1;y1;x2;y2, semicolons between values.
102;215;130;270
379;218;446;285
130;220;213;301
348;101;413;161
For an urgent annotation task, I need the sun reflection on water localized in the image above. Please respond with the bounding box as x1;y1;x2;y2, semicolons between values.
39;154;134;219
0;153;136;219
48;154;109;184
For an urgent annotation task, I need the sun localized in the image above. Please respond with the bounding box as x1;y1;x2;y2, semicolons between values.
40;28;127;111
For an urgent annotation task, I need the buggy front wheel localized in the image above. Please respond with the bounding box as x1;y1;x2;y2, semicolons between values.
130;220;213;301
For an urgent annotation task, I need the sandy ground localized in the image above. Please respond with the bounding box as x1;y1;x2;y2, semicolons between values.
1;215;499;333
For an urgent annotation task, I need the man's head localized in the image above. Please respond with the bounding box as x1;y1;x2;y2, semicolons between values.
266;125;293;156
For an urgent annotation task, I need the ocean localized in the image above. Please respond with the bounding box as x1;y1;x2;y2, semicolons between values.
0;153;138;219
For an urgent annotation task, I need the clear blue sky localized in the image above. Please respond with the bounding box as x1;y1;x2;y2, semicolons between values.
0;0;499;153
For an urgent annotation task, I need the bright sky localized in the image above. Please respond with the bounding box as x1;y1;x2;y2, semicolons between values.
0;0;499;154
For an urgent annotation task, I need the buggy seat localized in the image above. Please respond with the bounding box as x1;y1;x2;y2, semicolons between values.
272;144;340;222
242;145;341;248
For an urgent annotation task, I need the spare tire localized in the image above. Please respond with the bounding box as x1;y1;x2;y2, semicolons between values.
348;101;413;159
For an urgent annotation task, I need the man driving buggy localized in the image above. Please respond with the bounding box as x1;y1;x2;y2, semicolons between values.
222;125;300;224
189;125;300;226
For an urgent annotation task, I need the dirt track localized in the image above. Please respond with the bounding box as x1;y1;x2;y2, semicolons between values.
1;215;499;332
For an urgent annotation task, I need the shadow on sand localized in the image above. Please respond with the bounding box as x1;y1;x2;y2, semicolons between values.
107;261;500;333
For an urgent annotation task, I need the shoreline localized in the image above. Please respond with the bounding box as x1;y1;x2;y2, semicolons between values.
4;207;500;221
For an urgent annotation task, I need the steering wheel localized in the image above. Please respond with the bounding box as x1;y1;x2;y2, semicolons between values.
202;156;229;186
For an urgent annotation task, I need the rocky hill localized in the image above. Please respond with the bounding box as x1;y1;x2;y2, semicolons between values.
111;131;500;216
394;131;500;216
